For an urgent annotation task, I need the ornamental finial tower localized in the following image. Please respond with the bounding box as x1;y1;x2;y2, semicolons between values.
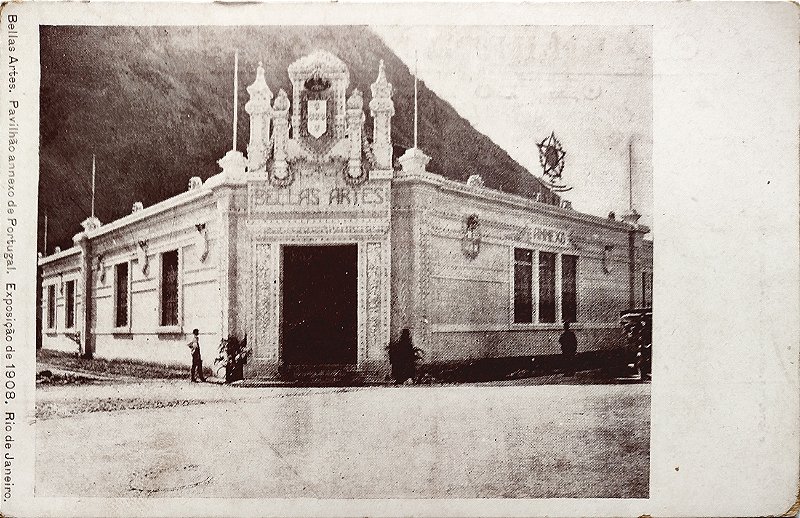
369;59;394;170
345;88;365;181
245;62;273;172
269;88;292;186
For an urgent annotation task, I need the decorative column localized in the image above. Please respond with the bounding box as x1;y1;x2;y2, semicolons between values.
346;89;364;180
369;60;395;171
270;89;291;184
245;62;273;173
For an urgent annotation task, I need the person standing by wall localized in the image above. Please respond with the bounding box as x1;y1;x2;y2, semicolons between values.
187;328;206;382
559;321;578;377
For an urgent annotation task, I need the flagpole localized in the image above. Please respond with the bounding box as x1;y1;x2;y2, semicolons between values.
233;49;239;152
91;154;96;219
413;51;418;149
628;137;633;211
43;213;48;254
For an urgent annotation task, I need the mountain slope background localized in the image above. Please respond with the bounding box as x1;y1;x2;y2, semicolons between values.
39;26;557;251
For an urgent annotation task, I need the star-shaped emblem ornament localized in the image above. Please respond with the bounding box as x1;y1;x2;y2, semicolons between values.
536;131;572;193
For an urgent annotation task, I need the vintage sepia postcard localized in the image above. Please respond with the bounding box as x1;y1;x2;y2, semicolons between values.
1;2;798;517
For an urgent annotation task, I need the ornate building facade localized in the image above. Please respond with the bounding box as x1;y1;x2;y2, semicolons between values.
38;51;652;380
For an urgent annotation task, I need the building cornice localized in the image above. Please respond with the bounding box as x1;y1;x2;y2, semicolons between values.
38;247;81;266
393;171;650;235
37;185;214;267
86;187;213;241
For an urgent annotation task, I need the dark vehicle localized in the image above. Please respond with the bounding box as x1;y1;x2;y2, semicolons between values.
620;308;652;381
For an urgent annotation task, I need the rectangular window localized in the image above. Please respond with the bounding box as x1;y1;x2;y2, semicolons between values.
115;262;129;328
538;251;556;323
65;280;76;329
160;250;179;327
47;284;55;330
561;255;578;323
513;248;533;323
642;270;653;307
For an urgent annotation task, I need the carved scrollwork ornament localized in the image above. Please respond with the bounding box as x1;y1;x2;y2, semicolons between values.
603;245;614;273
343;132;374;187
344;167;368;187
272;159;295;188
195;223;209;262
95;254;106;285
461;214;481;260
137;240;149;276
344;162;368;187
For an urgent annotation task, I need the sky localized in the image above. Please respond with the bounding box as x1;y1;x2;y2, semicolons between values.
373;25;653;234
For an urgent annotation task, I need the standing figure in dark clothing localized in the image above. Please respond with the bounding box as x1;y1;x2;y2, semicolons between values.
559;321;578;376
187;328;206;382
388;328;418;384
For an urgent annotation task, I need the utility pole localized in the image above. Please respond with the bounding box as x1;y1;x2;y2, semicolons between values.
232;49;239;151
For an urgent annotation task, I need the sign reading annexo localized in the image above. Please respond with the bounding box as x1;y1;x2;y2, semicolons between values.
529;225;571;247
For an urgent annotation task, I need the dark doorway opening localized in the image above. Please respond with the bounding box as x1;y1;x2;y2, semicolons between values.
282;244;358;365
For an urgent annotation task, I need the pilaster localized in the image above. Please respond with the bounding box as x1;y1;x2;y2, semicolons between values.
214;188;236;340
73;232;93;358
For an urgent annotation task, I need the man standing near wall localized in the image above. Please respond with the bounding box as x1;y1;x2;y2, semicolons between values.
187;329;206;382
559;322;578;377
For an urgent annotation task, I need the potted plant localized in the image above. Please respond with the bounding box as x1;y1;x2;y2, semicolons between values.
216;335;250;383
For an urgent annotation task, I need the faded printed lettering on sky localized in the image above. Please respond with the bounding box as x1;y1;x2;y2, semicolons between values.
35;25;652;500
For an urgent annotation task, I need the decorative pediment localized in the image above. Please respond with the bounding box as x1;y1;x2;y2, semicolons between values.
289;51;350;143
288;51;350;83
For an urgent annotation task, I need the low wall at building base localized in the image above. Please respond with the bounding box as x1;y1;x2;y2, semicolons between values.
41;334;82;355
41;332;221;369
425;326;626;364
418;349;633;384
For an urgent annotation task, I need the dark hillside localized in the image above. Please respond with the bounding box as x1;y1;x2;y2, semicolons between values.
39;26;555;251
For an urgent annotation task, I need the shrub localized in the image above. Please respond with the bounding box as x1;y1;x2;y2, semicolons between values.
386;328;423;384
215;335;250;383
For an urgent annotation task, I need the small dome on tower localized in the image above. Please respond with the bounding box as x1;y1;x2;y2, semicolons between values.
273;89;290;111
347;89;364;110
246;61;273;101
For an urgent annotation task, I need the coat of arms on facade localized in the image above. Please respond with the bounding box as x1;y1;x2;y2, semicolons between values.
461;214;481;260
307;99;327;138
537;131;572;193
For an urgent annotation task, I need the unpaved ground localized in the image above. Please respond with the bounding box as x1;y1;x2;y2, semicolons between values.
36;382;650;498
35;369;635;418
